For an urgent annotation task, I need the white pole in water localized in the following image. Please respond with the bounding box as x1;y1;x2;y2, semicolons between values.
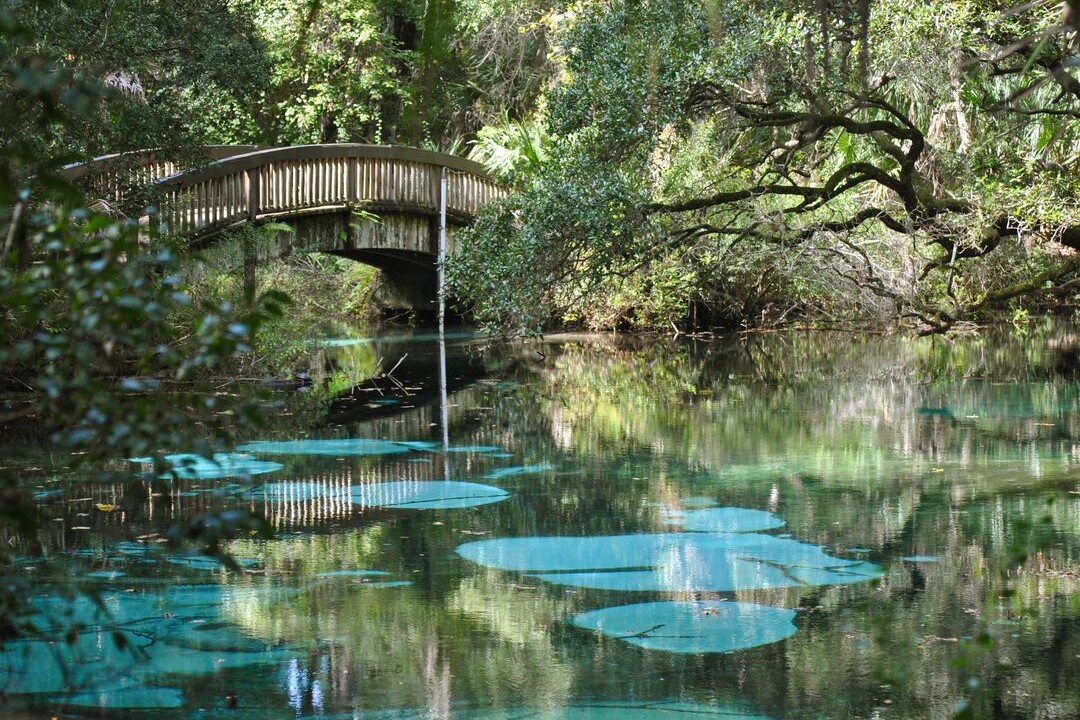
438;167;450;466
439;334;450;476
438;166;448;335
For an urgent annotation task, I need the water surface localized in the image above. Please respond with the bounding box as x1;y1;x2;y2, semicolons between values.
4;326;1080;719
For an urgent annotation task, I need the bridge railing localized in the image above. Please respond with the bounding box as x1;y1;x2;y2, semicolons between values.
63;145;267;205
152;144;502;238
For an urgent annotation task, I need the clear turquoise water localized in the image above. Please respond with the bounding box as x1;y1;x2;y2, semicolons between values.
4;327;1080;719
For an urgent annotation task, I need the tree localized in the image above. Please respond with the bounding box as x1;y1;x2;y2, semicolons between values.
0;0;272;158
449;0;1080;334
1;0;284;648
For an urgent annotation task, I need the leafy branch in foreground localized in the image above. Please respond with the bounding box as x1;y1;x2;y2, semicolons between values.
0;0;287;652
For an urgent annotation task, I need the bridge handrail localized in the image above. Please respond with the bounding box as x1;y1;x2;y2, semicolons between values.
146;143;503;239
63;145;269;184
153;144;495;188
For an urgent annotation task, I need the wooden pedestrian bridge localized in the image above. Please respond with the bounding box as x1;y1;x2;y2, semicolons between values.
66;144;505;311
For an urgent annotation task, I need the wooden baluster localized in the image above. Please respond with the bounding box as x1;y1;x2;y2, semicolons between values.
337;157;345;201
320;158;328;204
246;168;259;221
210;180;218;225
301;160;308;207
204;181;212;228
305;159;311;207
292;161;299;209
284;162;292;211
225;174;233;220
280;162;288;211
268;162;275;212
281;162;289;210
387;159;395;203
215;179;223;224
347;156;357;202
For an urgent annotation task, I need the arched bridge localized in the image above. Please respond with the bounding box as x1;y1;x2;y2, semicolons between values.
67;144;505;312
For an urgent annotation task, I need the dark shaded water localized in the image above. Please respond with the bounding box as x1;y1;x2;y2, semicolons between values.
4;325;1080;719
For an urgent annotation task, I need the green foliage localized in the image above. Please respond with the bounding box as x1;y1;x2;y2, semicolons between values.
0;2;286;649
1;212;286;459
456;0;557;121
468;113;550;183
249;0;482;146
447;147;655;333
453;0;1080;333
546;0;709;163
0;0;272;156
253;0;404;143
183;231;379;379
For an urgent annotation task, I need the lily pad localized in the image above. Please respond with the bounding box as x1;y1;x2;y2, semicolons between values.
354;701;773;719
662;507;785;533
314;569;392;578
1;585;298;696
129;453;283;480
485;463;555;479
394;440;442;451
351;481;510;509
444;445;504;454
86;570;126;579
361;580;414;589
254;480;509;509
237;439;414;456
166;553;260;571
458;531;881;592
571;601;798;653
53;686;185;709
251;481;350;502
